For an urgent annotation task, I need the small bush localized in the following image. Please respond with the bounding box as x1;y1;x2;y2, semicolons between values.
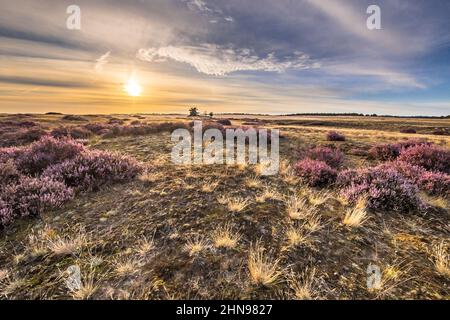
62;115;87;121
1;176;73;221
339;166;424;212
326;131;346;141
417;171;450;196
83;123;111;134
400;128;417;134
44;150;144;191
16;136;86;174
397;144;450;174
369;143;400;161
432;128;449;136
294;159;337;187
0;127;47;147
302;146;344;169
0;160;21;186
369;139;430;161
0;199;13;225
217;119;232;126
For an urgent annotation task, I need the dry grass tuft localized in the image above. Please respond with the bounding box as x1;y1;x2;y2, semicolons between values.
139;171;163;184
0;277;26;297
48;233;87;256
343;208;368;228
114;257;142;276
136;235;156;256
289;268;317;300
308;191;331;206
431;242;449;277
284;227;311;249
70;273;98;300
226;197;250;213
201;180;220;193
285;195;312;220
184;236;209;256
248;241;282;287
245;176;262;189
255;186;281;203
0;269;9;281
212;224;241;249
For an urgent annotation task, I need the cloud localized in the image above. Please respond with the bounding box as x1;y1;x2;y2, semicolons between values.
303;0;426;54
183;0;234;23
137;44;320;76
95;51;111;71
325;63;426;89
0;76;95;88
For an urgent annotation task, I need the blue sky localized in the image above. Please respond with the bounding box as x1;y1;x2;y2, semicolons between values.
0;0;449;115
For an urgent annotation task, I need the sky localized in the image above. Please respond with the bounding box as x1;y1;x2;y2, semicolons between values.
0;0;449;116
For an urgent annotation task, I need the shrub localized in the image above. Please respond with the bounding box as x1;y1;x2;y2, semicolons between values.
1;176;73;222
369;139;430;161
83;123;111;134
17;136;85;174
294;159;337;187
0;127;47;147
397;144;450;174
0;199;13;225
62;115;87;121
217;119;232;126
417;171;450;196
302;146;344;169
0;160;21;186
44;150;144;191
400;128;417;134
339;166;424;212
0;147;25;164
369;143;400;161
432;128;449;136
51;126;94;140
326;131;346;141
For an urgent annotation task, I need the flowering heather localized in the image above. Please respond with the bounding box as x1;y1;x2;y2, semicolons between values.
44;150;144;191
368;143;401;161
0;160;21;186
0;127;47;147
51;126;92;140
0;199;13;225
83;123;111;134
397;144;450;174
369;139;431;161
417;171;450;196
0;147;25;165
339;166;424;212
101;122;190;138
326;131;346;141
294;159;337;187
16;136;85;174
1;176;73;221
302;146;344;169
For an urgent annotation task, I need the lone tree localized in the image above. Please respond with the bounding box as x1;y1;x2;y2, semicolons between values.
189;107;199;117
209;112;214;118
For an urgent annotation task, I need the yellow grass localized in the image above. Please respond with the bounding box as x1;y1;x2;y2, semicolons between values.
248;241;282;286
212;224;241;249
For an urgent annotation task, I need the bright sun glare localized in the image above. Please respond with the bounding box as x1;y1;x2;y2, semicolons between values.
124;78;142;97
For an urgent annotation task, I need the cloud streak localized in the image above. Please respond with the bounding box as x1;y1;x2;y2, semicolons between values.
95;51;111;71
137;44;320;76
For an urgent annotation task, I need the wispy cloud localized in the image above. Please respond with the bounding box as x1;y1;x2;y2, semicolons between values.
183;0;234;23
137;44;320;76
95;51;111;71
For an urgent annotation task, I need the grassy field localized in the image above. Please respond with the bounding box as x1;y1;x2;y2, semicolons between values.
0;113;449;300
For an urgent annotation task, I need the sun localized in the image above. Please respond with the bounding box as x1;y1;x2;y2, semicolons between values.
124;78;142;97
